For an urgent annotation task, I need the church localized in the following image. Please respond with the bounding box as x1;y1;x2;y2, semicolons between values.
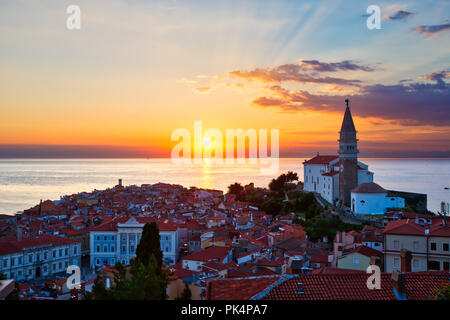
302;100;404;215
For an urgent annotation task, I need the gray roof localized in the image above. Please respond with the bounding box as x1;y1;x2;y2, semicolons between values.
351;182;387;194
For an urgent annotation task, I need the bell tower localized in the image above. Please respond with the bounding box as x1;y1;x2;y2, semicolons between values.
338;99;359;206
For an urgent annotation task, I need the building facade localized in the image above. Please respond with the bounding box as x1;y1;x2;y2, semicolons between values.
89;217;179;268
351;182;405;215
0;235;81;281
384;217;450;273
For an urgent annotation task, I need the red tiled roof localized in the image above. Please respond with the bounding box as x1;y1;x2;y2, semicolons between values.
0;234;79;255
312;267;366;275
310;254;329;263
342;245;382;258
182;246;231;263
207;276;282;300
208;271;450;300
322;171;339;177
384;218;450;237
303;155;338;165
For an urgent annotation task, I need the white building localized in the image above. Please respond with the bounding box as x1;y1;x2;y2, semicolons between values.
303;154;373;205
384;217;450;273
302;102;405;216
0;234;81;281
351;182;405;215
89;217;180;268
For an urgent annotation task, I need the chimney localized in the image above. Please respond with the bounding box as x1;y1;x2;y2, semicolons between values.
392;270;406;298
17;225;22;241
118;179;122;187
369;256;382;269
400;249;412;273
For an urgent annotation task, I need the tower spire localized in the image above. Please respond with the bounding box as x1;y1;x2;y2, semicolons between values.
338;99;359;206
340;99;356;134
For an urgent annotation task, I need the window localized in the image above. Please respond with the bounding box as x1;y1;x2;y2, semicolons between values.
96;235;100;241
413;241;419;250
18;257;22;265
413;259;419;269
104;245;107;252
353;258;359;265
96;245;100;252
111;235;115;241
53;251;56;258
74;246;78;254
59;249;63;256
96;259;101;266
428;260;440;270
28;255;33;263
431;242;437;251
44;252;47;260
443;243;449;252
11;258;16;266
393;240;400;249
3;259;7;267
394;257;400;268
111;246;115;252
59;262;62;269
444;262;449;271
104;235;108;241
65;248;68;256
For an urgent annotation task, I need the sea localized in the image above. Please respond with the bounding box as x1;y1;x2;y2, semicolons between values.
0;158;449;215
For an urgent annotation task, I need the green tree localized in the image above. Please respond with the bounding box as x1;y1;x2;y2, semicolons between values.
228;183;244;200
136;222;163;268
144;255;168;300
430;283;450;300
88;275;111;300
176;282;192;300
269;171;298;196
110;262;130;300
261;197;284;216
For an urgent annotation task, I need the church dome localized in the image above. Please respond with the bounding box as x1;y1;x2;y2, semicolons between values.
351;182;387;194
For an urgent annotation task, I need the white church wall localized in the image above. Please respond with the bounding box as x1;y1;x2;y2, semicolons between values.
351;192;388;215
304;164;327;193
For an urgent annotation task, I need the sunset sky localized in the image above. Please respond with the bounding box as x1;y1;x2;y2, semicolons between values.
0;0;449;158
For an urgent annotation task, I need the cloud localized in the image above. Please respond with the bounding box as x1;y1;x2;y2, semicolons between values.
229;59;373;87
414;23;450;36
195;87;212;93
250;71;450;126
298;59;374;72
388;10;414;21
418;70;449;88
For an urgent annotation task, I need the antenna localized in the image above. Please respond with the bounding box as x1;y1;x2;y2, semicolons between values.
345;98;349;108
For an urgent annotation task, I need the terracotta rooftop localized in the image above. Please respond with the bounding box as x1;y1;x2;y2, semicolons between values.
384;218;450;237
207;271;450;300
303;155;339;165
0;234;79;255
182;246;231;263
